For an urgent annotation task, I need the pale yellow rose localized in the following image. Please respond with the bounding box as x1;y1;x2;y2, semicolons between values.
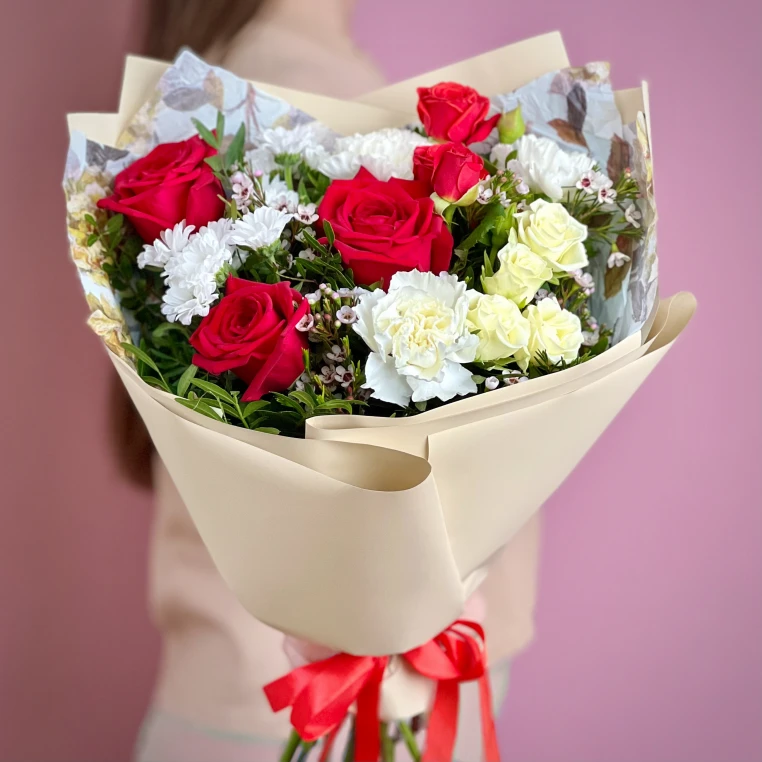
516;199;589;273
515;297;583;370
482;228;553;308
467;292;530;363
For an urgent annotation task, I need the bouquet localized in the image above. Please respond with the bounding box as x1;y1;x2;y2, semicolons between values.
65;32;694;761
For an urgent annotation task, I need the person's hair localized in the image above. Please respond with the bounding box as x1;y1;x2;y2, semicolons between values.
144;0;268;61
112;0;268;489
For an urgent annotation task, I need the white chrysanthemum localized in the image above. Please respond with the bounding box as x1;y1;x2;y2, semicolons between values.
258;121;337;158
230;206;294;251
261;175;300;213
138;221;195;269
199;218;234;248
306;128;431;181
245;147;277;175
354;270;478;406
161;228;233;325
502;134;596;201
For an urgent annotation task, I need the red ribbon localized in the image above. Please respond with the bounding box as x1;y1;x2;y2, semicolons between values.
263;619;500;762
403;621;500;762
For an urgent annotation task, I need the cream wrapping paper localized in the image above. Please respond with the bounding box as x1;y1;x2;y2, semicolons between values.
68;34;695;665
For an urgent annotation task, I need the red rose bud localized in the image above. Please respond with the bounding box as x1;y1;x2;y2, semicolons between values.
416;82;500;145
98;135;225;243
317;167;453;288
190;278;309;402
413;142;488;205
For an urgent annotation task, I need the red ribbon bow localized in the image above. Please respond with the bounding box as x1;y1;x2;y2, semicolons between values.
263;619;500;762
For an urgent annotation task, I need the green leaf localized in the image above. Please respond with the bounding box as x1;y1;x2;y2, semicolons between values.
175;396;224;421
225;123;246;169
190;378;237;405
317;399;354;412
84;213;97;226
482;252;494;279
205;155;223;173
297;177;309;204
106;213;124;234
323;219;335;248
299;231;328;256
215;111;225;143
152;321;190;344
143;375;171;392
458;204;503;250
271;392;307;414
254;427;280;435
414;401;427;412
192;118;219;149
243;400;270;418
121;342;160;374
176;364;198;397
289;390;317;410
86;233;99;247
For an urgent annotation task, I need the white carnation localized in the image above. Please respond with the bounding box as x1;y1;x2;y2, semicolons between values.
354;270;478;407
306;128;431;181
489;143;513;169
510;134;596;201
138;221;195;269
161;228;233;325
230;206;293;252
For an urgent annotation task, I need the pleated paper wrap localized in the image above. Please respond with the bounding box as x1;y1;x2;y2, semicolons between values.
67;33;695;683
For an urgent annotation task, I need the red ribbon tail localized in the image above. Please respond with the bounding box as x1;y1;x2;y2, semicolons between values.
318;723;342;762
422;680;459;762
354;660;385;762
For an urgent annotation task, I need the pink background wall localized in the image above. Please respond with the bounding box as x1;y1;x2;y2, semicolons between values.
1;0;760;760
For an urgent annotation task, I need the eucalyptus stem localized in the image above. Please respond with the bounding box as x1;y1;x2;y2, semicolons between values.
296;740;317;762
397;720;422;762
380;721;395;762
280;730;302;762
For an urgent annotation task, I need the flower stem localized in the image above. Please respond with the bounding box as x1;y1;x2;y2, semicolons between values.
280;730;302;762
397;720;422;762
380;721;395;762
296;741;317;762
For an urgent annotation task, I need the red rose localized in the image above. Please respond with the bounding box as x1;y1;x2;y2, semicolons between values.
317;168;453;287
413;142;488;203
98;135;225;243
416;82;500;145
190;278;309;402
